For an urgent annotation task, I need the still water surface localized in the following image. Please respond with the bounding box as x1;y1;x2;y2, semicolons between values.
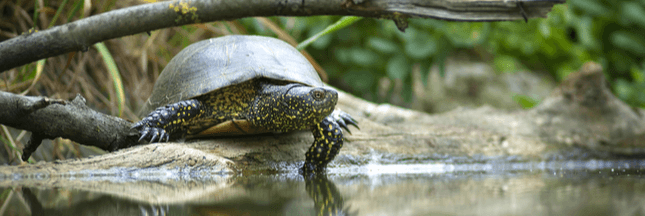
3;159;645;216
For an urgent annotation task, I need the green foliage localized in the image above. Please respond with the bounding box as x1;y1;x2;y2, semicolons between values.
565;0;645;107
290;17;505;102
512;94;540;109
235;2;645;108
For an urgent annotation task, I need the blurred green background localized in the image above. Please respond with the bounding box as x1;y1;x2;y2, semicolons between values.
230;1;645;109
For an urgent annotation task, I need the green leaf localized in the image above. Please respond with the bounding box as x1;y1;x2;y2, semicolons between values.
556;65;577;81
401;28;436;59
622;2;645;28
395;26;418;41
444;23;489;47
367;37;399;54
334;48;351;65
611;31;645;55
307;23;333;49
405;37;436;59
539;20;551;38
569;0;608;16
386;55;410;80
576;16;599;50
343;70;375;92
512;94;539;109
614;78;633;101
493;55;520;73
350;48;379;67
520;41;536;55
608;51;635;73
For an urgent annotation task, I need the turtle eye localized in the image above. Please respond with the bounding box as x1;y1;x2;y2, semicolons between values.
312;89;325;100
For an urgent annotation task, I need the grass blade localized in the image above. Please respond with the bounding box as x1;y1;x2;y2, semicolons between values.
95;42;125;117
296;16;362;50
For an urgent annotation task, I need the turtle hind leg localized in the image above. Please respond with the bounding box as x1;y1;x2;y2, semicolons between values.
302;115;347;174
132;99;202;143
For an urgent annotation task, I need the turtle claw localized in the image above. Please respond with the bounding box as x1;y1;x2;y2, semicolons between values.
132;99;202;143
336;119;352;135
133;124;170;143
149;132;159;143
331;110;359;134
159;130;170;142
338;122;350;134
137;127;149;142
132;121;144;130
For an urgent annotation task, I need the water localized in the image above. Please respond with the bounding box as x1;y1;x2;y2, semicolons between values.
3;160;645;215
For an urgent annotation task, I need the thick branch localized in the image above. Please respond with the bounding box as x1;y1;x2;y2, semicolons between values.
0;0;564;72
0;91;139;158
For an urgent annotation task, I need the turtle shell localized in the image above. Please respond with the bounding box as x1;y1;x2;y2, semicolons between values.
139;35;323;116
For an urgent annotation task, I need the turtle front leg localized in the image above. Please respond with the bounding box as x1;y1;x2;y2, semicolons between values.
331;110;359;133
132;99;202;142
302;110;359;173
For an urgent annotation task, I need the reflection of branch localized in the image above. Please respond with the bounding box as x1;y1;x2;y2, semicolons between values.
20;188;44;216
22;187;170;216
0;91;139;160
0;188;16;215
0;0;564;72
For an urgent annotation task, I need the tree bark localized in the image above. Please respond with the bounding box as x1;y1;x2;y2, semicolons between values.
0;92;139;160
0;0;564;72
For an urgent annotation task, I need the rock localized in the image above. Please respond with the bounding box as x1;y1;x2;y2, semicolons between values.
531;62;645;154
2;62;644;192
419;56;555;113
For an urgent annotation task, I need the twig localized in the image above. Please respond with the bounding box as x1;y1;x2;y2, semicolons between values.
0;0;565;72
0;92;140;160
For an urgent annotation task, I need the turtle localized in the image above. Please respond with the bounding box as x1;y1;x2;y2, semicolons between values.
132;35;358;173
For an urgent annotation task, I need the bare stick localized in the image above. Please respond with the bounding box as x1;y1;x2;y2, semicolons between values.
0;0;564;72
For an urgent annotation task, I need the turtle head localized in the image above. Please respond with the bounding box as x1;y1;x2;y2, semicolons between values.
283;84;338;121
253;82;338;132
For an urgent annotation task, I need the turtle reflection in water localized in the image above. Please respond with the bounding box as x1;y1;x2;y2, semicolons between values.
306;175;352;215
133;35;358;173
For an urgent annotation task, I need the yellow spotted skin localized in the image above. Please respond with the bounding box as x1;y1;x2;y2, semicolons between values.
250;81;336;133
303;116;344;173
133;78;358;173
305;174;347;215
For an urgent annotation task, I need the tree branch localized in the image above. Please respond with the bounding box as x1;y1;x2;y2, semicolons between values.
0;0;564;72
0;91;139;160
